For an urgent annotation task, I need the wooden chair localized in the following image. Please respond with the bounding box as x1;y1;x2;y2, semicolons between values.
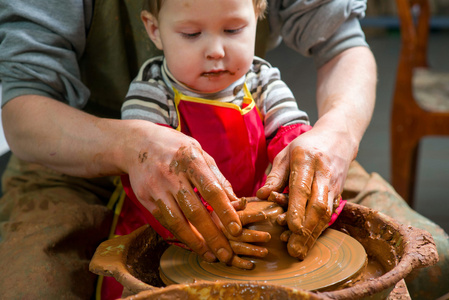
391;0;449;207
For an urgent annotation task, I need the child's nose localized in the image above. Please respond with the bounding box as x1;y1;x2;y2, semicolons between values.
205;37;225;60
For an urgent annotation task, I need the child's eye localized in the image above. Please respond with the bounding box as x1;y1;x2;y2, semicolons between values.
181;32;201;39
225;27;243;34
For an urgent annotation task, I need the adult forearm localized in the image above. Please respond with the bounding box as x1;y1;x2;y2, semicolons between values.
315;46;377;159
2;95;133;177
2;95;260;267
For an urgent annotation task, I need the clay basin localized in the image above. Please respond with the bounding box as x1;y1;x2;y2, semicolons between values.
89;202;438;299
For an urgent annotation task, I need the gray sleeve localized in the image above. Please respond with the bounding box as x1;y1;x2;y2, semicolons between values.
267;0;368;68
121;58;177;127
0;0;93;108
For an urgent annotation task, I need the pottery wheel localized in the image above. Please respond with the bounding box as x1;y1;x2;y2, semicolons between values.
159;228;367;291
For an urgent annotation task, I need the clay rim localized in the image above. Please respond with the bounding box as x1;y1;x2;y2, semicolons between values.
90;202;439;299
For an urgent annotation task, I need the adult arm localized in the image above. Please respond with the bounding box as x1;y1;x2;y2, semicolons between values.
0;0;244;266
280;46;376;258
258;0;377;259
3;95;247;265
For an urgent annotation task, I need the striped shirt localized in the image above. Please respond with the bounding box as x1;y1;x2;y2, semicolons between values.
121;56;309;140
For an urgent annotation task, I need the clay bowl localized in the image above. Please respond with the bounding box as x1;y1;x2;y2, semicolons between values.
89;202;438;300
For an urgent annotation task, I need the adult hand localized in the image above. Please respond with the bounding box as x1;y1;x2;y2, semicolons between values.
257;129;348;260
256;47;376;260
3;96;271;269
125;122;244;266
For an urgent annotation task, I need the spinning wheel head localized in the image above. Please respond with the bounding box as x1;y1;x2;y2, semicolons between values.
160;202;367;291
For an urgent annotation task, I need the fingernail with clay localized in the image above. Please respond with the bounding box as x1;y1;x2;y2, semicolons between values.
203;251;216;262
288;242;307;260
228;221;241;236
217;248;231;262
256;188;266;199
276;213;287;226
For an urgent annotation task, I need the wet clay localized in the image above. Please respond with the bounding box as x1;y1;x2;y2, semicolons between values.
235;201;385;288
90;201;439;300
122;281;328;300
159;201;369;291
159;229;369;291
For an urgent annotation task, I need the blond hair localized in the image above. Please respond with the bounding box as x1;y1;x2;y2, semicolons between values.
143;0;267;19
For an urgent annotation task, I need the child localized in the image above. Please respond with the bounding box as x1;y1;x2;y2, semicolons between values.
122;0;310;195
120;0;312;257
101;0;311;297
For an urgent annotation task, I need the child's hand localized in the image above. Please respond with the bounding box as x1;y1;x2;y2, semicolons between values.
212;200;285;269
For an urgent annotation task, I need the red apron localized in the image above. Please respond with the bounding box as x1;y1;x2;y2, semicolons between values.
173;83;269;197
119;83;270;240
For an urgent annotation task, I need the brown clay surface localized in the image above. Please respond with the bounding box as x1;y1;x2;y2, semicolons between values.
122;281;330;300
90;201;438;300
159;202;368;291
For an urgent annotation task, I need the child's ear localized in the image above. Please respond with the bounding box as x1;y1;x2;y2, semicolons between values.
141;10;163;50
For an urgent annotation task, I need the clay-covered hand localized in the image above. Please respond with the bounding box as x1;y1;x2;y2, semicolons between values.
212;199;280;269
257;131;349;260
126;123;243;266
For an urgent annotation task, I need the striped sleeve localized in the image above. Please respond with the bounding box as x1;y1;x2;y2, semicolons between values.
121;58;177;128
249;58;309;140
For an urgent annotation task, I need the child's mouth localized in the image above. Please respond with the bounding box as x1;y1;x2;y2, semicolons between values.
202;70;235;78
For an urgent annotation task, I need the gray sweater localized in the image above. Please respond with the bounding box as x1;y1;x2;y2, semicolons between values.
0;0;368;110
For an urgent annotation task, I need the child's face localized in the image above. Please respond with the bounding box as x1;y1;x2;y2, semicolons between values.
143;0;258;93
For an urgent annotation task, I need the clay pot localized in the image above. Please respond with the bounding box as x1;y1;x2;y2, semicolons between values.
89;202;438;299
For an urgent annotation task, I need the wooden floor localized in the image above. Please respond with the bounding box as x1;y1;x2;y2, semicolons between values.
266;29;449;233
